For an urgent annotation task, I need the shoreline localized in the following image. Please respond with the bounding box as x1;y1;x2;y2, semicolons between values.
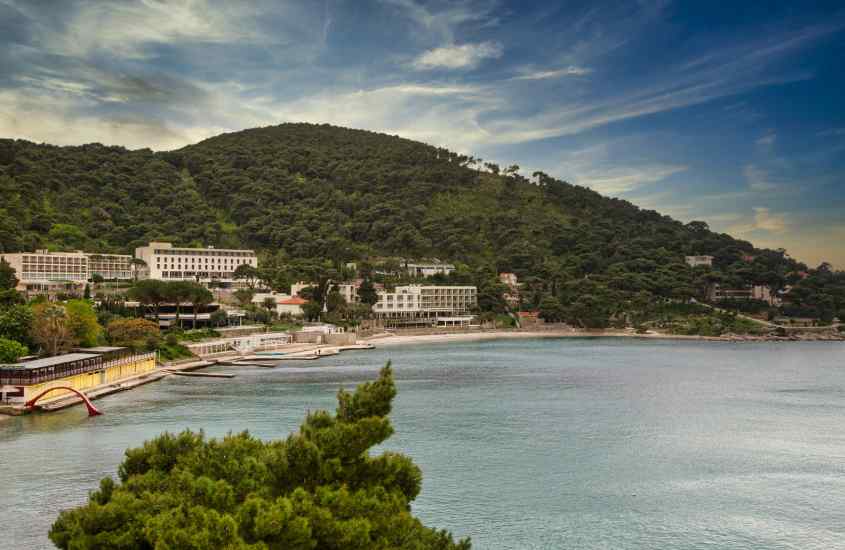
4;330;840;417
365;328;844;347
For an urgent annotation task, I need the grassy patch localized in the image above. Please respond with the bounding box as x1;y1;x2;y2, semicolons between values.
157;342;194;361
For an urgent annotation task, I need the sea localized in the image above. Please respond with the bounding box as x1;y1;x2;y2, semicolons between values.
1;337;844;549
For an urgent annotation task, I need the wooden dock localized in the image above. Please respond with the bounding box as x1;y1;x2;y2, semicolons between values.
166;371;235;379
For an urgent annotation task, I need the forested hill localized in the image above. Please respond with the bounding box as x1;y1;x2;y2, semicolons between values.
0;123;813;290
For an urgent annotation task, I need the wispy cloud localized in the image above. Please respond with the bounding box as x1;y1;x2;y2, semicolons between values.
19;0;270;60
743;164;782;192
575;163;688;195
756;132;777;147
511;66;592;80
547;141;688;196
727;207;790;235
381;0;500;43
817;127;845;137
411;41;504;70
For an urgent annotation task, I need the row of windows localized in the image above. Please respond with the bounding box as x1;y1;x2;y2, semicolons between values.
23;267;87;272
153;250;255;257
89;262;132;271
160;271;235;279
22;257;86;264
157;260;254;266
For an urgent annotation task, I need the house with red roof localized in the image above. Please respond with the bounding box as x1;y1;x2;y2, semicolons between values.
277;296;309;317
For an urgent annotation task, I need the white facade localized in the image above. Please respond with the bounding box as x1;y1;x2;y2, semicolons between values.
405;262;455;277
251;292;312;317
710;284;779;306
291;281;313;297
86;253;133;280
252;291;292;306
374;285;477;325
0;250;136;289
277;297;308;317
134;242;257;286
334;283;358;304
292;282;359;305
685;255;714;268
0;250;89;292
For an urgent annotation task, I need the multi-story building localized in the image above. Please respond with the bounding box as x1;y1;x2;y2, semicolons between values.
86;253;134;280
685;255;714;268
373;285;477;326
335;283;359;304
0;250;89;294
405;261;455;278
134;242;257;287
291;281;369;305
709;284;779;306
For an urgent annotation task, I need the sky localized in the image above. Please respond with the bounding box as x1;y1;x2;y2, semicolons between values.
1;0;843;268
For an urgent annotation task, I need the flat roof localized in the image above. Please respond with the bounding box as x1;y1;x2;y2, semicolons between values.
75;346;126;353
5;353;100;370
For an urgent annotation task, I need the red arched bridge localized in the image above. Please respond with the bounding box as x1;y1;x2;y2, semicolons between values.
25;386;102;416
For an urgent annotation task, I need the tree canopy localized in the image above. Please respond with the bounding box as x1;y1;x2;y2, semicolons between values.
50;364;471;550
0;123;840;327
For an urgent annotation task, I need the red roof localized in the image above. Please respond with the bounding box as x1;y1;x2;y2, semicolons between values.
279;297;308;305
517;310;539;318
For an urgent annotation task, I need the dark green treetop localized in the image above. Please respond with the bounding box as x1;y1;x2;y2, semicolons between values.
49;364;471;550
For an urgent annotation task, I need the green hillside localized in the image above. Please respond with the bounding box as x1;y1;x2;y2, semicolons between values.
1;123;841;324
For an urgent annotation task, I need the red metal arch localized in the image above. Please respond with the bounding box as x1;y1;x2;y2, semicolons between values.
25;386;102;416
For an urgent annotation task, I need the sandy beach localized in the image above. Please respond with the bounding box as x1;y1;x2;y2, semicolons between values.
364;329;728;347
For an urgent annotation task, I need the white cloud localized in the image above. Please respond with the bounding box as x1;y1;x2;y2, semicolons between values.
411;41;504;70
575;164;688;195
19;0;270;60
381;0;499;43
753;207;788;232
756;132;777;146
512;66;592;80
743;164;781;192
817;127;845;137
548;142;688;196
0;87;223;150
727;207;790;235
252;83;498;153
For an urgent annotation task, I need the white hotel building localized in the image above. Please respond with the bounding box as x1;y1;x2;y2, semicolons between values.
373;285;478;327
0;250;89;294
87;253;134;280
0;250;137;294
134;242;257;287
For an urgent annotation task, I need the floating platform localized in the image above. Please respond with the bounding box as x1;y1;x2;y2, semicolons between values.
338;343;376;351
168;371;235;379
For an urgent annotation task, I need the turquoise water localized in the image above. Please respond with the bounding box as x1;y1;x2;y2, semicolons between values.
2;338;845;549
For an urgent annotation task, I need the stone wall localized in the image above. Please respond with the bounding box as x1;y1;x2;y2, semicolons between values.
325;332;357;345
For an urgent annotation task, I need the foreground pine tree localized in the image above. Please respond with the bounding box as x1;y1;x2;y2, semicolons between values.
50;364;470;549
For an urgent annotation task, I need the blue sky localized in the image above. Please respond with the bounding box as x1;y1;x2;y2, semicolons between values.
1;0;843;267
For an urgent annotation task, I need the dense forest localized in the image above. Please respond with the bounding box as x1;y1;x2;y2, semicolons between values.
1;123;842;327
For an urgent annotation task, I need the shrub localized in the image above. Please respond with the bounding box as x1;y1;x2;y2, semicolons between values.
49;365;470;549
107;318;161;351
0;337;28;363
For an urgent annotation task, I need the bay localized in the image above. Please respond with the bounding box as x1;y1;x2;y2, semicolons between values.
2;338;844;549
